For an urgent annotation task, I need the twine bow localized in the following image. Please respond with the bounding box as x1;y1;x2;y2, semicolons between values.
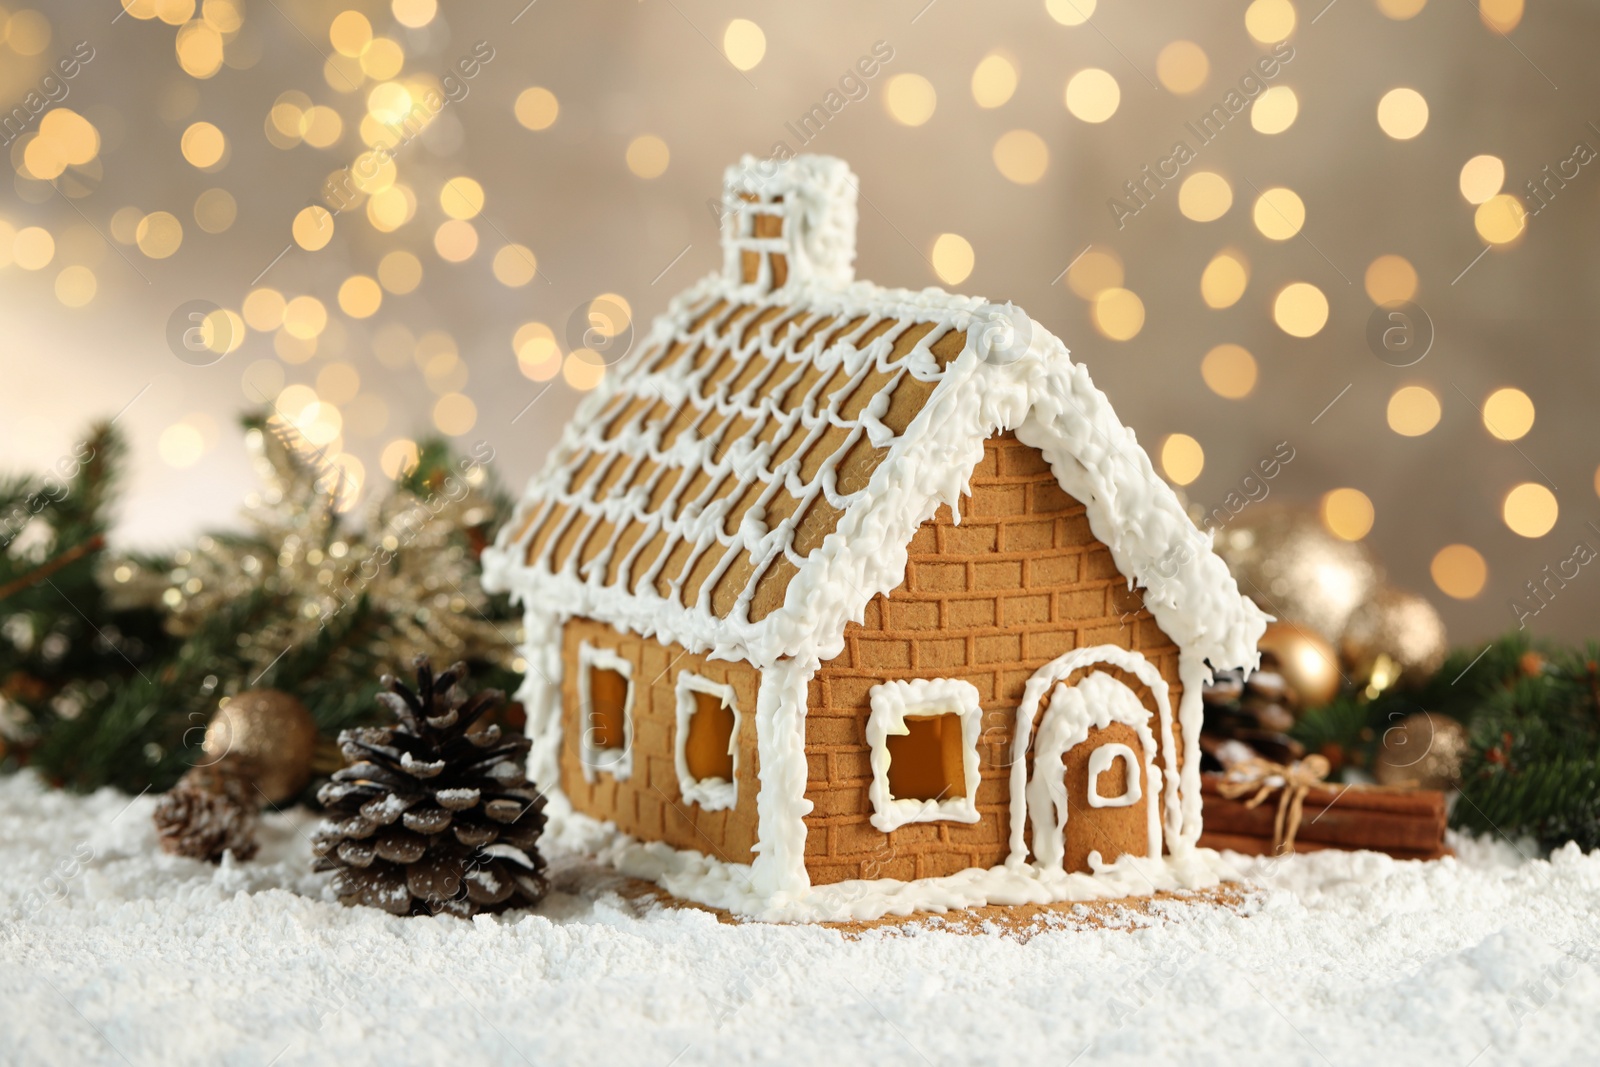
1216;754;1332;855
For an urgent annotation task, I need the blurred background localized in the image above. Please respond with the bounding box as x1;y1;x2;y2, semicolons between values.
0;0;1594;644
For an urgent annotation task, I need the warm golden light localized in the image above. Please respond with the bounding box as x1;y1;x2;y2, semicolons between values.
378;250;423;294
292;205;334;251
992;129;1049;184
136;212;184;258
54;264;97;307
1201;344;1257;398
1064;68;1120;123
1178;172;1233;222
337;275;382;318
1045;0;1097;26
722;18;766;71
625;135;670;179
440;177;485;220
1245;0;1297;42
972;53;1018;108
1503;482;1557;538
493;244;538;287
1092;288;1145;341
931;233;975;285
1475;194;1526;244
1273;282;1329;337
1161;434;1205;486
1459;154;1504;204
1431;544;1487;599
193;187;237;233
434;219;478;262
1364;254;1418;304
1067;249;1123;299
1377;87;1429;139
433;393;477;435
514;87;559;130
1201;250;1249;308
885;74;937;126
1156;41;1209;95
1251;86;1298;134
1482;387;1535;441
181;121;226;168
1386;385;1441;436
1252;187;1305;240
1321;488;1375;541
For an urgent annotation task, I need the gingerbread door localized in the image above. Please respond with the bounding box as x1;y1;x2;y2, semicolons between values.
1023;671;1162;873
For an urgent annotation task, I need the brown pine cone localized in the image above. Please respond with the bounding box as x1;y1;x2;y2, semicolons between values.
153;756;261;862
312;657;547;917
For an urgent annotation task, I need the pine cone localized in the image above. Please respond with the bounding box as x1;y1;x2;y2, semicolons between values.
1200;667;1306;770
153;757;261;862
312;657;547;917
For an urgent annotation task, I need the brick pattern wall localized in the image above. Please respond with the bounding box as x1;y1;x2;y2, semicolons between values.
560;618;761;864
802;433;1185;885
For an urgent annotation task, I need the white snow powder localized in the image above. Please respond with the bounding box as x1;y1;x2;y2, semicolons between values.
2;772;1598;1066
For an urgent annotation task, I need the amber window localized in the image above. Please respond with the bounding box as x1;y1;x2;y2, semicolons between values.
885;712;967;803
587;667;629;750
683;691;735;782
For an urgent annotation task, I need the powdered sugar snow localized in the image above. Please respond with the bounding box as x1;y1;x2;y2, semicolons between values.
3;771;1598;1065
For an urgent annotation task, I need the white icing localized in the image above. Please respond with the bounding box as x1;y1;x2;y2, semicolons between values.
546;804;1234;923
1086;743;1143;809
482;154;1267;920
1023;673;1161;871
864;677;982;833
672;671;740;811
574;642;634;783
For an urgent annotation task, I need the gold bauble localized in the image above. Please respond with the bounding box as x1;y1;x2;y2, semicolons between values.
1373;711;1468;790
1214;505;1383;641
1341;587;1448;688
1256;621;1343;708
202;689;318;804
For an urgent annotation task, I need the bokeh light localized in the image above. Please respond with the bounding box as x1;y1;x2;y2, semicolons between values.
337;275;382;318
1387;385;1441;436
1201;249;1249;308
136;212;184;258
440;177;485;220
1201;344;1257;398
392;0;437;29
1273;282;1329;337
1251;86;1298;134
1245;0;1296;42
626;135;670;179
380;439;420;479
1364;254;1418;304
54;265;96;308
378;250;423;294
434;219;478;262
1044;0;1097;25
722;19;766;71
515;322;560;380
992;129;1049;184
1066;249;1123;299
885;74;937;126
1482;387;1535;440
1503;482;1557;538
1378;0;1428;18
1431;544;1487;599
180;121;226;169
1377;87;1429;139
1475;194;1526;244
1179;172;1233;222
972;53;1018;108
1321;488;1375;541
1092;288;1145;340
563;351;606;391
1252;187;1305;240
1156;41;1209;95
433;393;477;435
13;227;55;270
931;233;974;285
194;188;237;233
292;206;334;251
1480;0;1524;33
493;244;538;287
1064;68;1120;123
1161;434;1205;485
515;87;559;130
1459;154;1504;204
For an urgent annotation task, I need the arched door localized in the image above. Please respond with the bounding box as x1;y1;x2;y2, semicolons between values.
1023;673;1162;873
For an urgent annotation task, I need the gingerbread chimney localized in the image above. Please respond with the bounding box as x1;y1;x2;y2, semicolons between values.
719;155;858;294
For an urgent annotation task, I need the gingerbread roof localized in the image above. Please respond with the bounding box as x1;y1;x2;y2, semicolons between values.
484;155;1268;674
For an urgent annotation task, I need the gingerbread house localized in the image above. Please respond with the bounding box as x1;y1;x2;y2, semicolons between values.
483;155;1269;921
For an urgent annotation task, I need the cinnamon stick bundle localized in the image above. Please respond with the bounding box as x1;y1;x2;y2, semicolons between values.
1198;772;1451;860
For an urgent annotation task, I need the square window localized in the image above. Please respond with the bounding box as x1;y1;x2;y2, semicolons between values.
674;673;740;810
866;678;983;832
577;643;634;781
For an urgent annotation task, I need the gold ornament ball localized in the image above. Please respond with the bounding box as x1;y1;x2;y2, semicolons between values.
1257;621;1343;708
1373;711;1468;790
1341;587;1448;688
1214;505;1383;641
202;689;318;803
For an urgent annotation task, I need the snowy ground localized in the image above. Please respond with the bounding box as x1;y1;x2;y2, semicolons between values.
2;773;1598;1067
